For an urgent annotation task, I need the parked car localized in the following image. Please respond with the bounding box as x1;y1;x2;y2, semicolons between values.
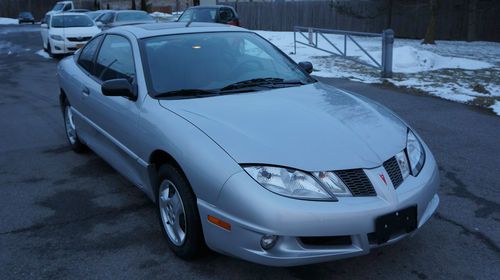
41;13;100;57
67;9;91;13
57;23;439;266
18;12;35;24
177;5;239;26
95;10;155;30
86;10;109;21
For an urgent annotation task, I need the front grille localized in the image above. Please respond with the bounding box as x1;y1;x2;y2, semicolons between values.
335;169;376;196
67;36;92;42
383;156;404;189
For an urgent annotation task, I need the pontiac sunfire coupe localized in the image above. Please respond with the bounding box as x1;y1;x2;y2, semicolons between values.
57;23;439;266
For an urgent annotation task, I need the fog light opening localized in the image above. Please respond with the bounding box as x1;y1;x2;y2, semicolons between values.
260;235;279;250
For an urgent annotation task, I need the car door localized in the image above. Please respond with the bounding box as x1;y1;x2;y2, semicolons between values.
69;34;104;143
40;15;50;48
80;34;144;187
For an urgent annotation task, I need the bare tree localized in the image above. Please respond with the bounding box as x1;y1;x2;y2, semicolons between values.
140;0;148;11
131;0;136;10
107;3;110;9
423;0;437;44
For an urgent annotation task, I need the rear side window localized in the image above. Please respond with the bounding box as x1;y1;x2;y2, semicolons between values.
78;35;103;74
95;35;135;82
178;8;216;23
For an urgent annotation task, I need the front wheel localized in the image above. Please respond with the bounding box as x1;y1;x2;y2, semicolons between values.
63;100;86;153
157;164;205;259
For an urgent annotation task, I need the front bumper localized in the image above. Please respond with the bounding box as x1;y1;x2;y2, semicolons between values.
198;146;440;266
49;38;88;54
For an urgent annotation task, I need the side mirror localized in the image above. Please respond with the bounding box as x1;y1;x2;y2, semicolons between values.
101;79;137;100
299;61;313;74
96;21;104;28
41;23;48;29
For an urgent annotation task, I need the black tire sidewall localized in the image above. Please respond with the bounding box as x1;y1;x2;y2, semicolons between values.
157;164;205;259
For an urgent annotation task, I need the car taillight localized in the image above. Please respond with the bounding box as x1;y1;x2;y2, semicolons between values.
227;20;240;27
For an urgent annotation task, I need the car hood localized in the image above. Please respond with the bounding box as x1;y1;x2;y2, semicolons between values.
159;83;407;171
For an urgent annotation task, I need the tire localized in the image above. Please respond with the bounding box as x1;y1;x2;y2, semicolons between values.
157;164;205;259
47;42;55;58
62;99;86;153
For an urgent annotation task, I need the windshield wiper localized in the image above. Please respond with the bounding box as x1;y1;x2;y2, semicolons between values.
220;78;306;92
155;89;220;99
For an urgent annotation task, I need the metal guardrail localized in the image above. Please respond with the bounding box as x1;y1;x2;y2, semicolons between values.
293;26;394;78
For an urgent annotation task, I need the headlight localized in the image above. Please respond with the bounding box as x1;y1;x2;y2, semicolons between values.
244;166;336;200
406;130;425;176
50;35;64;41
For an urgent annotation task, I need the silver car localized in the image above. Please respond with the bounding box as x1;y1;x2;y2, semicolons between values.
57;23;439;266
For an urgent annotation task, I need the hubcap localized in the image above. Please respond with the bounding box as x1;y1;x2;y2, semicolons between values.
159;180;186;246
65;105;77;144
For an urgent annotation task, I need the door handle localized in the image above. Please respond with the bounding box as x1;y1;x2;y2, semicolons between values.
82;87;90;96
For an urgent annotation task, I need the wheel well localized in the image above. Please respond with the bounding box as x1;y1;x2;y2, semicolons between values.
59;89;67;113
149;150;188;197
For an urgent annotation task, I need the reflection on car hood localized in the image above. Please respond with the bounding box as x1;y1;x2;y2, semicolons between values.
159;83;407;171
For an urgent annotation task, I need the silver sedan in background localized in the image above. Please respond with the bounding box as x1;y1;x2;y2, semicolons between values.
57;23;439;266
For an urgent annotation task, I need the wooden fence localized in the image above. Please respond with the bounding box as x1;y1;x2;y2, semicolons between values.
219;0;500;42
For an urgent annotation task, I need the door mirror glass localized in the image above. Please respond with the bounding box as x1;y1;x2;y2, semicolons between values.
41;23;48;28
102;79;137;100
299;61;313;74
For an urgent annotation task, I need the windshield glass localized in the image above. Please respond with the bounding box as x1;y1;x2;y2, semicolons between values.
178;8;217;22
52;3;64;11
116;11;153;22
142;32;313;96
20;12;33;17
51;15;94;28
87;11;103;20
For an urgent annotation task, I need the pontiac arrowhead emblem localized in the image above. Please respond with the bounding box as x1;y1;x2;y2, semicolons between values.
379;173;387;186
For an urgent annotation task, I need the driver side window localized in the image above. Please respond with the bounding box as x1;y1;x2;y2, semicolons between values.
77;35;103;74
94;35;135;82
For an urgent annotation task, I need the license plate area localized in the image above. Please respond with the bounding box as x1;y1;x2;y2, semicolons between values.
371;206;417;245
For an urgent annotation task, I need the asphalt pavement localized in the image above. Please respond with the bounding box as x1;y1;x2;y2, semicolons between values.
0;24;499;279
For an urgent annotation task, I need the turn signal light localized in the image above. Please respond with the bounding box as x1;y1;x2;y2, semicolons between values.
208;215;231;231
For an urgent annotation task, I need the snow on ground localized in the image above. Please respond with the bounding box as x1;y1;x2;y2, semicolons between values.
35;49;51;59
0;17;18;25
256;30;500;116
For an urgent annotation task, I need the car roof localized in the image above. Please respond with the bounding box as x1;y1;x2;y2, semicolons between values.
52;12;91;17
188;5;234;9
108;22;248;39
115;10;148;13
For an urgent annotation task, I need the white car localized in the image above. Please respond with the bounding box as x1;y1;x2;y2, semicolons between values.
45;1;74;17
41;13;100;56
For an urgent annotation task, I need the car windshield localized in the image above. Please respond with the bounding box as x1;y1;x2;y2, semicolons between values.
20;12;32;17
178;8;217;22
87;11;103;20
51;15;94;28
116;11;153;22
142;32;314;97
52;3;64;11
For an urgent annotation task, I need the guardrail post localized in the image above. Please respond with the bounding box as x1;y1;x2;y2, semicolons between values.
293;29;296;54
308;28;314;46
381;29;394;78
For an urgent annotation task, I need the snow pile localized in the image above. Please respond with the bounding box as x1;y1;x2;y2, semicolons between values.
374;45;492;73
256;30;499;116
150;12;172;19
35;50;51;59
0;17;18;25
